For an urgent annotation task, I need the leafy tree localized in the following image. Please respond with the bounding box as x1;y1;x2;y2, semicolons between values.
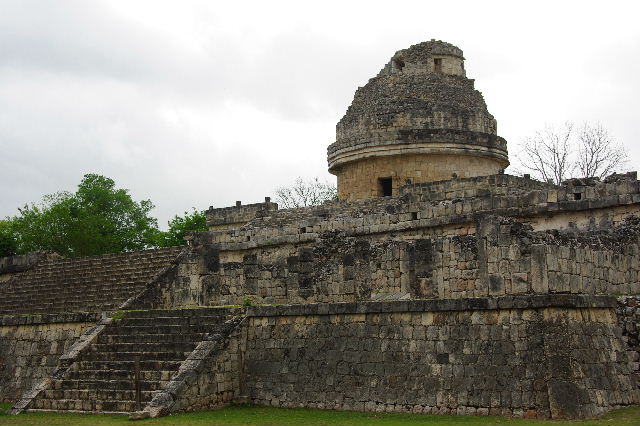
0;220;17;257
515;122;628;184
154;208;207;247
275;177;337;209
7;174;159;257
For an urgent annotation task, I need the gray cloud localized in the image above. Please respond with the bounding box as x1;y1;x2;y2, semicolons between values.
1;0;639;227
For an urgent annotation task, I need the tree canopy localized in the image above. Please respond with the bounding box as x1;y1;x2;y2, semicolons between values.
0;220;17;257
153;208;207;248
5;174;159;257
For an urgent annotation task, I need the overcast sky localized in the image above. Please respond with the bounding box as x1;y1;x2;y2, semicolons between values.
1;0;639;227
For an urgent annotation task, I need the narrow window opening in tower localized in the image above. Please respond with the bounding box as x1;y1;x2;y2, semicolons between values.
434;58;443;73
378;177;393;197
393;58;405;72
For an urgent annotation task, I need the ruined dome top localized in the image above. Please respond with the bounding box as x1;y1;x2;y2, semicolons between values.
390;39;465;64
327;40;509;172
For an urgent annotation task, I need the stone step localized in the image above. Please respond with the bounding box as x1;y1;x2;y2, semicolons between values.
8;283;143;295
36;390;156;406
65;369;174;382
47;379;166;393
2;295;139;305
115;315;227;327
81;351;190;362
31;398;141;413
101;324;221;335
96;332;207;344
21;305;238;414
89;342;197;354
27;408;129;415
123;308;236;318
75;360;182;372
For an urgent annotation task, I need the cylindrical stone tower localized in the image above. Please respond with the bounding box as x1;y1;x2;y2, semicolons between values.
327;40;509;200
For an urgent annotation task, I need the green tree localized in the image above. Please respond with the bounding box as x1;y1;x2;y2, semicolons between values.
0;220;18;257
7;174;159;257
154;208;207;247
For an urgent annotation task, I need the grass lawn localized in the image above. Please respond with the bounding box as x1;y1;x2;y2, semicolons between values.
2;403;640;426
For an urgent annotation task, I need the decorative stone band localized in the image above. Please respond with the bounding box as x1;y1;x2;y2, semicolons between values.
246;295;617;317
328;129;508;171
9;314;114;415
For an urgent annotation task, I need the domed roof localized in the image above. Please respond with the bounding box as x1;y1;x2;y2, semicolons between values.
392;39;464;63
327;40;508;172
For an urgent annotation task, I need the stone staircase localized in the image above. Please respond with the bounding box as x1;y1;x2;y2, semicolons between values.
0;247;186;315
26;308;238;414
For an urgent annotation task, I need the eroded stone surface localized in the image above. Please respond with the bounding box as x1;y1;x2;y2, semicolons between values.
328;40;509;200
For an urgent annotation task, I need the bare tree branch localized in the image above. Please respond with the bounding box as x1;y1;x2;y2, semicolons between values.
515;122;629;184
275;177;338;209
576;123;628;179
516;122;574;184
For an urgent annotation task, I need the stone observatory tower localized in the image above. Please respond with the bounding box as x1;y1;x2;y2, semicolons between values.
327;40;509;200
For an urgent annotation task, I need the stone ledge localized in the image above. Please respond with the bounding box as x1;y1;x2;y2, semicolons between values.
0;312;101;326
246;295;617;317
191;176;640;250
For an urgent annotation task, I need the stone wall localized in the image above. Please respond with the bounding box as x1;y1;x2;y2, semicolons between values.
207;199;278;231
617;296;640;375
476;215;640;298
243;296;639;419
398;173;553;200
190;174;640;251
159;214;640;308
335;153;506;200
0;313;99;403
154;234;441;307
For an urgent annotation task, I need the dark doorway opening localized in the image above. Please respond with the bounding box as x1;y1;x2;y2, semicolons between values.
434;58;443;73
393;58;405;72
378;177;393;197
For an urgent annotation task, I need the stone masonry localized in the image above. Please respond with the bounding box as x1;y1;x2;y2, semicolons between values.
0;313;99;403
245;296;637;419
328;40;509;200
2;40;640;420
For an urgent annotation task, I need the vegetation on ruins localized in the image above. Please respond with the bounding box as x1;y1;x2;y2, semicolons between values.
516;122;628;184
152;208;207;247
3;174;158;257
275;177;337;209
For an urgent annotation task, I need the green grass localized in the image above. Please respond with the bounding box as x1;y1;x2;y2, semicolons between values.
1;404;640;426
